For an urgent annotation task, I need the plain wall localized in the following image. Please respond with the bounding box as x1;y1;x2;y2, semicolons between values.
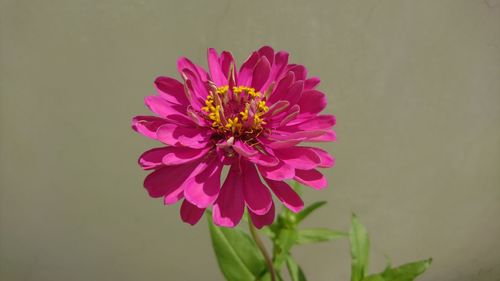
1;0;499;280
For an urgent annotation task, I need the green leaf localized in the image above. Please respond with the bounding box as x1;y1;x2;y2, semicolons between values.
295;201;327;224
273;228;298;269
291;181;303;195
362;259;432;281
207;215;267;281
286;256;307;281
381;258;432;281
350;214;370;281
296;228;348;244
362;275;385;281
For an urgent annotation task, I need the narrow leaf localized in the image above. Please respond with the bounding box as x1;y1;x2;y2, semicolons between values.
286;256;307;281
207;215;266;281
362;275;385;281
296;228;348;244
350;214;370;281
295;201;327;223
381;258;432;281
273;228;298;268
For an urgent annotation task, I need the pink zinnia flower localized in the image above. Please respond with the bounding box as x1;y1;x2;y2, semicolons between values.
132;46;335;228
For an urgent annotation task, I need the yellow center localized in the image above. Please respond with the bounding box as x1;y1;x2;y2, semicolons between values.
201;85;269;137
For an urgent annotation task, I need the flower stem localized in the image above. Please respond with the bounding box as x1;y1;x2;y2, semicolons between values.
248;219;276;281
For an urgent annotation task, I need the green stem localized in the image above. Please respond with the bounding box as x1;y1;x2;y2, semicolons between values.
248;219;276;281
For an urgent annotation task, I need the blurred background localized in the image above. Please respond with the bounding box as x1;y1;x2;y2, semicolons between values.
1;0;499;280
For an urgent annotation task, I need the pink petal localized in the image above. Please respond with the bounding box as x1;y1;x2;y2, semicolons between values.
212;165;245;227
162;146;209;166
177;57;208;81
238;52;259;86
143;161;200;198
307;130;337;142
184;158;223;208
294;169;328;190
181;68;208;102
285;115;336;130
243;162;273;215
269;51;289;82
268;71;294;104
207;48;227;86
265;100;290;117
274;147;321;170
257;46;275;66
144;95;187;118
220;51;236;81
247;151;279;167
164;188;185;205
265;179;304;213
283;81;304;106
278;105;300;127
154;77;188;105
180;199;205;225
251;57;271;92
304;77;320;90
139;147;169;170
309;148;335;168
258;161;295;181
157;124;210;149
286;64;307;80
248;201;275;229
296;90;327;117
232;141;258;158
131;116;166;139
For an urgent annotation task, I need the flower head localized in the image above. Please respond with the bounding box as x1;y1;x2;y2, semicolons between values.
132;46;336;228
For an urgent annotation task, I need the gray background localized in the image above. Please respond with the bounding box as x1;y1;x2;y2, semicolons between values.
1;0;499;280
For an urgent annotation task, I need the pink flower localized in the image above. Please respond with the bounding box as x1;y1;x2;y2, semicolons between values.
132;46;336;228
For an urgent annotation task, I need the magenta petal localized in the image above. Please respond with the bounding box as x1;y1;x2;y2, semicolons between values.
213;165;245;227
164;188;185;205
233;141;258;157
265;179;304;213
304;77;320;90
184;158;223;208
297;90;327;117
287;64;307;81
207;48;227;86
181;68;209;101
139;147;169;170
143;161;200;198
251;57;271;92
307;130;337;142
283;81;304;106
144;95;187;118
268;72;294;104
238;52;259;86
154;76;188;105
265;100;290;117
294;169;328;190
257;46;275;66
220;51;235;77
248;151;279;167
258;161;295;181
177;57;208;81
309;148;335;168
131;116;166;139
243;162;273;215
180;199;205;225
157;124;210;148
248;201;275;229
274;147;321;170
162;146;209;166
285;115;336;130
270;51;288;80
